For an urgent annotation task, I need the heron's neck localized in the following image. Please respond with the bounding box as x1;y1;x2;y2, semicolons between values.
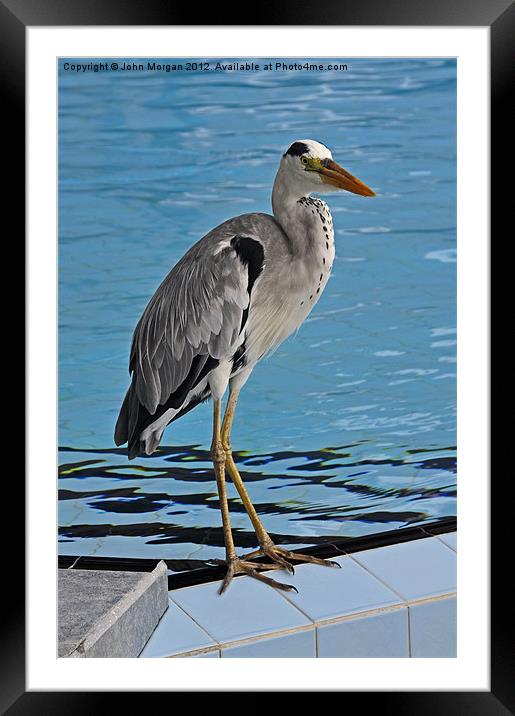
272;168;312;246
272;167;331;255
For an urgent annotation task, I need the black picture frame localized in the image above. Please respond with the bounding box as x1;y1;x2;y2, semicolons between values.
7;0;503;711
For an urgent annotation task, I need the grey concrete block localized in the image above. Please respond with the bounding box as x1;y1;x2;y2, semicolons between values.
58;561;168;658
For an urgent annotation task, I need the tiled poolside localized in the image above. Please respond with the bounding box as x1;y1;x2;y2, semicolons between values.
140;532;457;658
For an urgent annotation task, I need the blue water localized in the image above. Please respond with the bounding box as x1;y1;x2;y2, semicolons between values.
58;58;456;568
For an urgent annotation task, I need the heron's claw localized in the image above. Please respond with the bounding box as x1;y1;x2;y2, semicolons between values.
242;542;341;571
214;557;298;595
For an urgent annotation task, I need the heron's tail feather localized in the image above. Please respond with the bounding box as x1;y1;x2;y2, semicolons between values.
114;376;145;458
136;389;212;458
114;380;169;460
115;380;212;460
114;388;130;446
137;425;166;458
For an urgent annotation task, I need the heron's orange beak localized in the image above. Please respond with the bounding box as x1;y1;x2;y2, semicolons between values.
318;159;375;196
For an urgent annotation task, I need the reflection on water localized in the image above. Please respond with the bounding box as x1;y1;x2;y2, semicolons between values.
58;57;456;569
58;442;456;571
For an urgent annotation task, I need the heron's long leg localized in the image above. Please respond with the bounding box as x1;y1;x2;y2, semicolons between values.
221;390;275;547
211;398;296;594
211;399;236;563
221;390;340;572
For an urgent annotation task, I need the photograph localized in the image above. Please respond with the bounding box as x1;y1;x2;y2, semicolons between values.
57;55;458;659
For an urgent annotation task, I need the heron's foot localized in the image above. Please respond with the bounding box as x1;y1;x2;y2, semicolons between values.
242;541;341;572
213;556;298;595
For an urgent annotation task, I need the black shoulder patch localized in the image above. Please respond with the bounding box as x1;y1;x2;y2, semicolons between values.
231;235;264;293
284;141;309;157
231;235;265;332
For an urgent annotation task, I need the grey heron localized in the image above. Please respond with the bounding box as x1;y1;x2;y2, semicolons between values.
115;139;375;593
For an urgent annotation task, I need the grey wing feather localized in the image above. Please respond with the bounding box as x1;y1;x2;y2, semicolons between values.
129;234;250;415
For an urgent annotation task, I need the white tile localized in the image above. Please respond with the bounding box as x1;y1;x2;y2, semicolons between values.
221;629;315;658
170;576;311;644
267;555;402;622
351;537;456;601
139;598;218;657
317;608;409;657
438;532;457;552
410;597;457;657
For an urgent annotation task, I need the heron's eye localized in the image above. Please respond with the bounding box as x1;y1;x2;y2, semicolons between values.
301;156;309;165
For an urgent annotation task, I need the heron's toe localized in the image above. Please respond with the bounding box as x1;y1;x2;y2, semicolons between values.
215;556;298;594
242;543;340;571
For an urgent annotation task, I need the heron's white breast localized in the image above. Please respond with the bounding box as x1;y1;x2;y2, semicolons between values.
244;200;335;362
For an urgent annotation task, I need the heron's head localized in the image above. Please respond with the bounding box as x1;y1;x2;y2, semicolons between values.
279;139;375;197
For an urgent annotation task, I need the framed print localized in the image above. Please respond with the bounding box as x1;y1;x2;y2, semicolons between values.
6;0;504;710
